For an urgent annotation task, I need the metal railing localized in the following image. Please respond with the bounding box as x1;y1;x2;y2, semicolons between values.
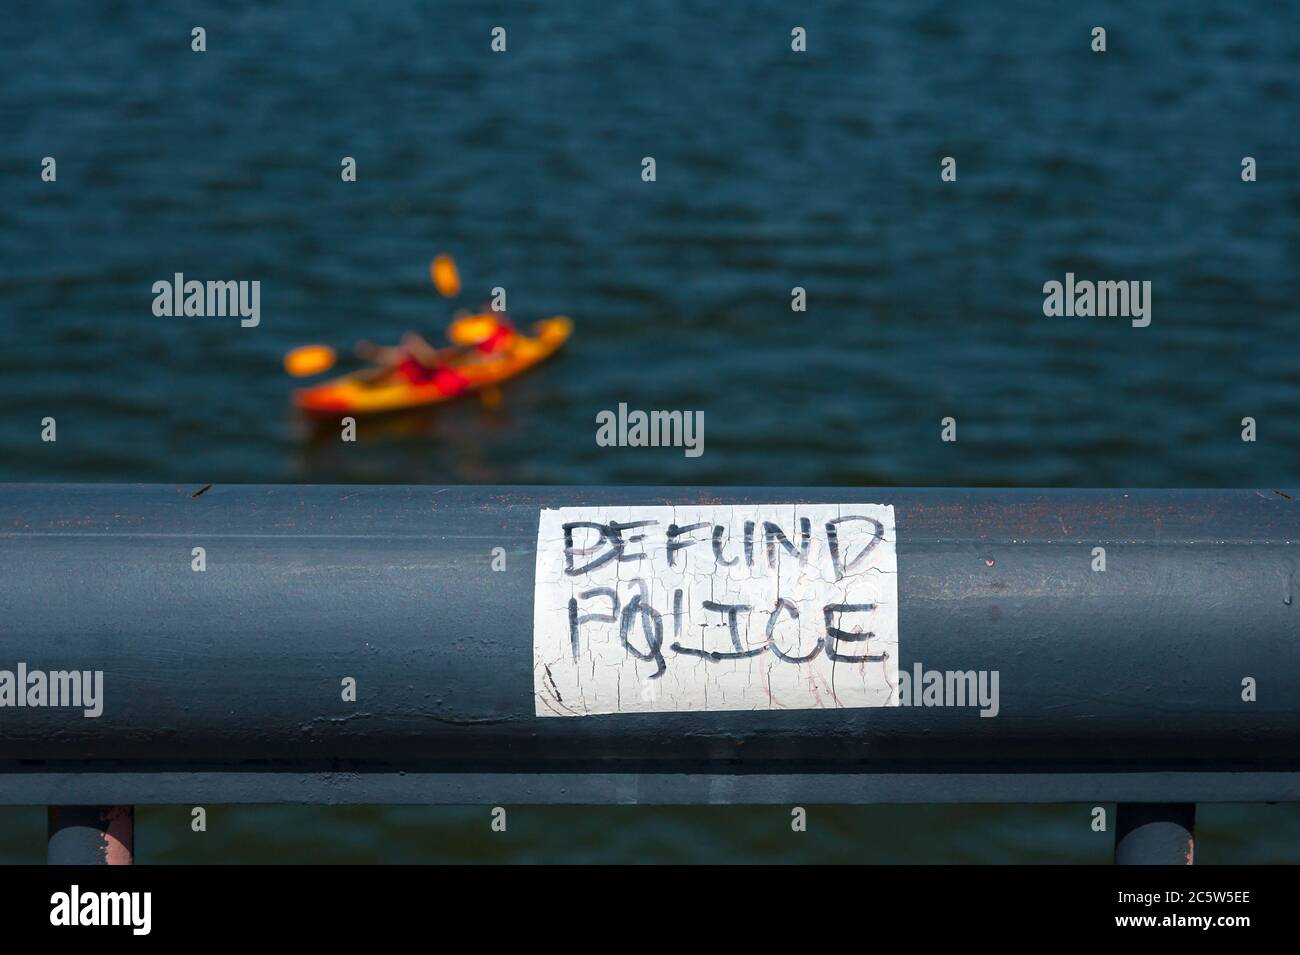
3;485;1297;864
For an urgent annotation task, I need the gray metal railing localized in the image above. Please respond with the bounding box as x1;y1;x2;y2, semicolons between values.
2;485;1297;864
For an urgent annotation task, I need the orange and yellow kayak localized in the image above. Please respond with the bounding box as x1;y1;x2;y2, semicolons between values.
293;316;572;415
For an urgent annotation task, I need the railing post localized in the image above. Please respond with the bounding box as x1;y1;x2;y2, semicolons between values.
47;806;134;865
1114;802;1195;864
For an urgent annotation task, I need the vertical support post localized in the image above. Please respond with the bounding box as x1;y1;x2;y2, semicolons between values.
1114;802;1195;865
48;806;134;865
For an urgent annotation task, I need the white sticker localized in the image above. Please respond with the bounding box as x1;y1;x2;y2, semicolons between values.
533;503;898;716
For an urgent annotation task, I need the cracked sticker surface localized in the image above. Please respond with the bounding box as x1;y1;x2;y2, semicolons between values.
533;503;898;716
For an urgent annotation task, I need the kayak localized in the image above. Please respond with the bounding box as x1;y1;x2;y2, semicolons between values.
293;316;572;415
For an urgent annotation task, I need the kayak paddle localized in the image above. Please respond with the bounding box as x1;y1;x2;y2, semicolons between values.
284;344;338;377
431;253;461;298
285;253;460;378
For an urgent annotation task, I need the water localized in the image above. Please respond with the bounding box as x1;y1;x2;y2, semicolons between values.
1;1;1298;861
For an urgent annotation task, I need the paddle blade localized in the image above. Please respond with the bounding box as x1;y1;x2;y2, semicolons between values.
447;313;498;345
431;254;461;298
284;344;337;377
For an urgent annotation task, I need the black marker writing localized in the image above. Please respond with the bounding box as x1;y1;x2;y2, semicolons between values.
666;522;709;566
712;524;738;566
674;600;763;660
826;515;884;580
763;518;811;568
563;520;660;575
822;603;885;663
568;587;619;660
766;597;820;663
619;593;666;678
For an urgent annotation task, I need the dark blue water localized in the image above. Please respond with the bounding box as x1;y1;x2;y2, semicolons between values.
1;1;1298;861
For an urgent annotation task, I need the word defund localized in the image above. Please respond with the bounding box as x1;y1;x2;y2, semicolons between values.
0;663;103;717
1042;272;1151;327
152;273;261;327
596;403;703;457
562;513;884;579
50;885;151;935
895;662;1000;717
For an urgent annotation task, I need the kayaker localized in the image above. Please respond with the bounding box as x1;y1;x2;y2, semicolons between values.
448;308;516;356
353;311;515;390
354;332;471;394
292;314;572;415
